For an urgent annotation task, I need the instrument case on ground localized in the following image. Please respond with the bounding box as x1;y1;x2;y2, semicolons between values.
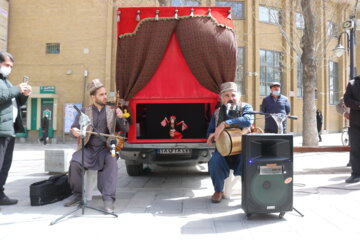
29;174;72;206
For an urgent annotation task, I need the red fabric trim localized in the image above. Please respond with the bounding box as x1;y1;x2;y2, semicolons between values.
117;7;233;37
133;33;219;100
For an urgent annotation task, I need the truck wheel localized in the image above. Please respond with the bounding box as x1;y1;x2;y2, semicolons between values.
126;163;143;176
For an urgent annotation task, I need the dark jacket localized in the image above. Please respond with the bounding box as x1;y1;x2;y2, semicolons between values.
261;94;291;131
316;110;323;129
344;76;360;128
0;74;28;137
41;116;49;130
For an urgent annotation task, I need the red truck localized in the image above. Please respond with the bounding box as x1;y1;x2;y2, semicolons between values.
116;7;237;176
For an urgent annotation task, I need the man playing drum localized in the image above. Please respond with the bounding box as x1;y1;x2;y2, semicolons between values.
207;82;254;203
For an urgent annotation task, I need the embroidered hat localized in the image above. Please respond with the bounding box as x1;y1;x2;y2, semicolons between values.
220;82;237;93
87;78;104;95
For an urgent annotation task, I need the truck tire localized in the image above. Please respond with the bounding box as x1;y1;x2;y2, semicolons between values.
126;163;143;176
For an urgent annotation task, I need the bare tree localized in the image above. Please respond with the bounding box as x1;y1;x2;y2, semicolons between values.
300;0;318;146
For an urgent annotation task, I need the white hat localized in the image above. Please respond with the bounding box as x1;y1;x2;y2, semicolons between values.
220;82;237;93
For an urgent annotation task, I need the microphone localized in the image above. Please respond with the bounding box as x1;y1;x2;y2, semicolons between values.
226;100;233;115
73;105;91;137
73;105;82;114
110;139;117;157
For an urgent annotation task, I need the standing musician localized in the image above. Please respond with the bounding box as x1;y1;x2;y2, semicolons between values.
207;82;254;203
64;79;129;213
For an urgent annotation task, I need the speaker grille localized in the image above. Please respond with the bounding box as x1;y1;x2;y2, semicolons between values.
251;174;290;206
241;134;293;214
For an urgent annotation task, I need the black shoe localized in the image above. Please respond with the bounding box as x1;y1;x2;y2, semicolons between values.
345;175;360;183
0;195;18;205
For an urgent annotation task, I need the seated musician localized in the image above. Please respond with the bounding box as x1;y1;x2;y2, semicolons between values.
207;82;254;203
64;78;129;213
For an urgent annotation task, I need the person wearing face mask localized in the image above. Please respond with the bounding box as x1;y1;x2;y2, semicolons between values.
206;82;254;203
261;82;291;133
0;51;32;206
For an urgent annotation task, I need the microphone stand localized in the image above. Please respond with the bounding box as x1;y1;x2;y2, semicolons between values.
50;106;117;225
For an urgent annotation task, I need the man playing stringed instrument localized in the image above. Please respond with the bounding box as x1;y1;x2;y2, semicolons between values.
64;79;128;213
207;82;253;203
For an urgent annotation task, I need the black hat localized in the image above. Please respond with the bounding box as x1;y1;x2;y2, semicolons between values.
269;82;281;88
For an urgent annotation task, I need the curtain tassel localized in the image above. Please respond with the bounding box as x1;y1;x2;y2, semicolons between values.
190;8;194;17
174;9;179;19
117;11;121;22
155;10;160;21
136;10;141;22
227;10;232;19
208;8;212;17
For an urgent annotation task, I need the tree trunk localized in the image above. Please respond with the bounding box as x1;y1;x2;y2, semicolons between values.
301;0;318;146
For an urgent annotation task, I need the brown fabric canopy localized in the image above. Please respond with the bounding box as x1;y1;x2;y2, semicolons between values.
116;17;236;101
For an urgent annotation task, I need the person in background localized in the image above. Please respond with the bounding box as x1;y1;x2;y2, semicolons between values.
206;82;254;203
337;97;351;166
343;75;360;183
261;82;291;133
39;115;49;145
0;51;32;205
316;109;323;142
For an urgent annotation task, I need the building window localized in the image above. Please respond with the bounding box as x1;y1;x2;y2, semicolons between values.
329;61;339;105
297;56;303;97
216;1;244;19
296;13;304;29
259;5;280;24
327;21;337;38
170;0;200;6
236;47;245;95
260;49;282;96
46;43;60;54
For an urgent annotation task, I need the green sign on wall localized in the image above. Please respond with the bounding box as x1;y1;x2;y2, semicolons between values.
40;86;56;94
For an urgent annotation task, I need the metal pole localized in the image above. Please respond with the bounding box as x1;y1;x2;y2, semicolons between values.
349;17;356;80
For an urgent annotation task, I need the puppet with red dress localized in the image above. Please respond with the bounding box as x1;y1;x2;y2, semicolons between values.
160;116;188;139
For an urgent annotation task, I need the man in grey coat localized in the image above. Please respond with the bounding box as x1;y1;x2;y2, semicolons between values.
0;51;32;205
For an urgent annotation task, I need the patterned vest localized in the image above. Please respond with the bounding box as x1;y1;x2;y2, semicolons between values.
77;105;116;149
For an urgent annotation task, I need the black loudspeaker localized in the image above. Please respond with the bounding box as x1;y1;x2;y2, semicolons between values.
241;134;293;217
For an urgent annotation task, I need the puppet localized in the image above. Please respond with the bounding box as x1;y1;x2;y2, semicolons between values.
160;116;188;139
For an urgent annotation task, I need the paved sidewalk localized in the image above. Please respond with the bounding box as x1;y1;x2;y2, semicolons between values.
0;133;359;240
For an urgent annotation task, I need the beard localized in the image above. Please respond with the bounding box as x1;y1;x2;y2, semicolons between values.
95;98;106;106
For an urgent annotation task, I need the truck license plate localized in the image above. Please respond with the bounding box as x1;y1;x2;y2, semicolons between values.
158;149;192;155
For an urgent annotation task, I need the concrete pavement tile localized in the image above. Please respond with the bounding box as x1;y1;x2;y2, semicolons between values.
182;208;211;215
183;196;210;209
181;227;216;234
119;207;148;213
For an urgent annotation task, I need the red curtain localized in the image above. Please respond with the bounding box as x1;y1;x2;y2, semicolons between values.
116;15;236;101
